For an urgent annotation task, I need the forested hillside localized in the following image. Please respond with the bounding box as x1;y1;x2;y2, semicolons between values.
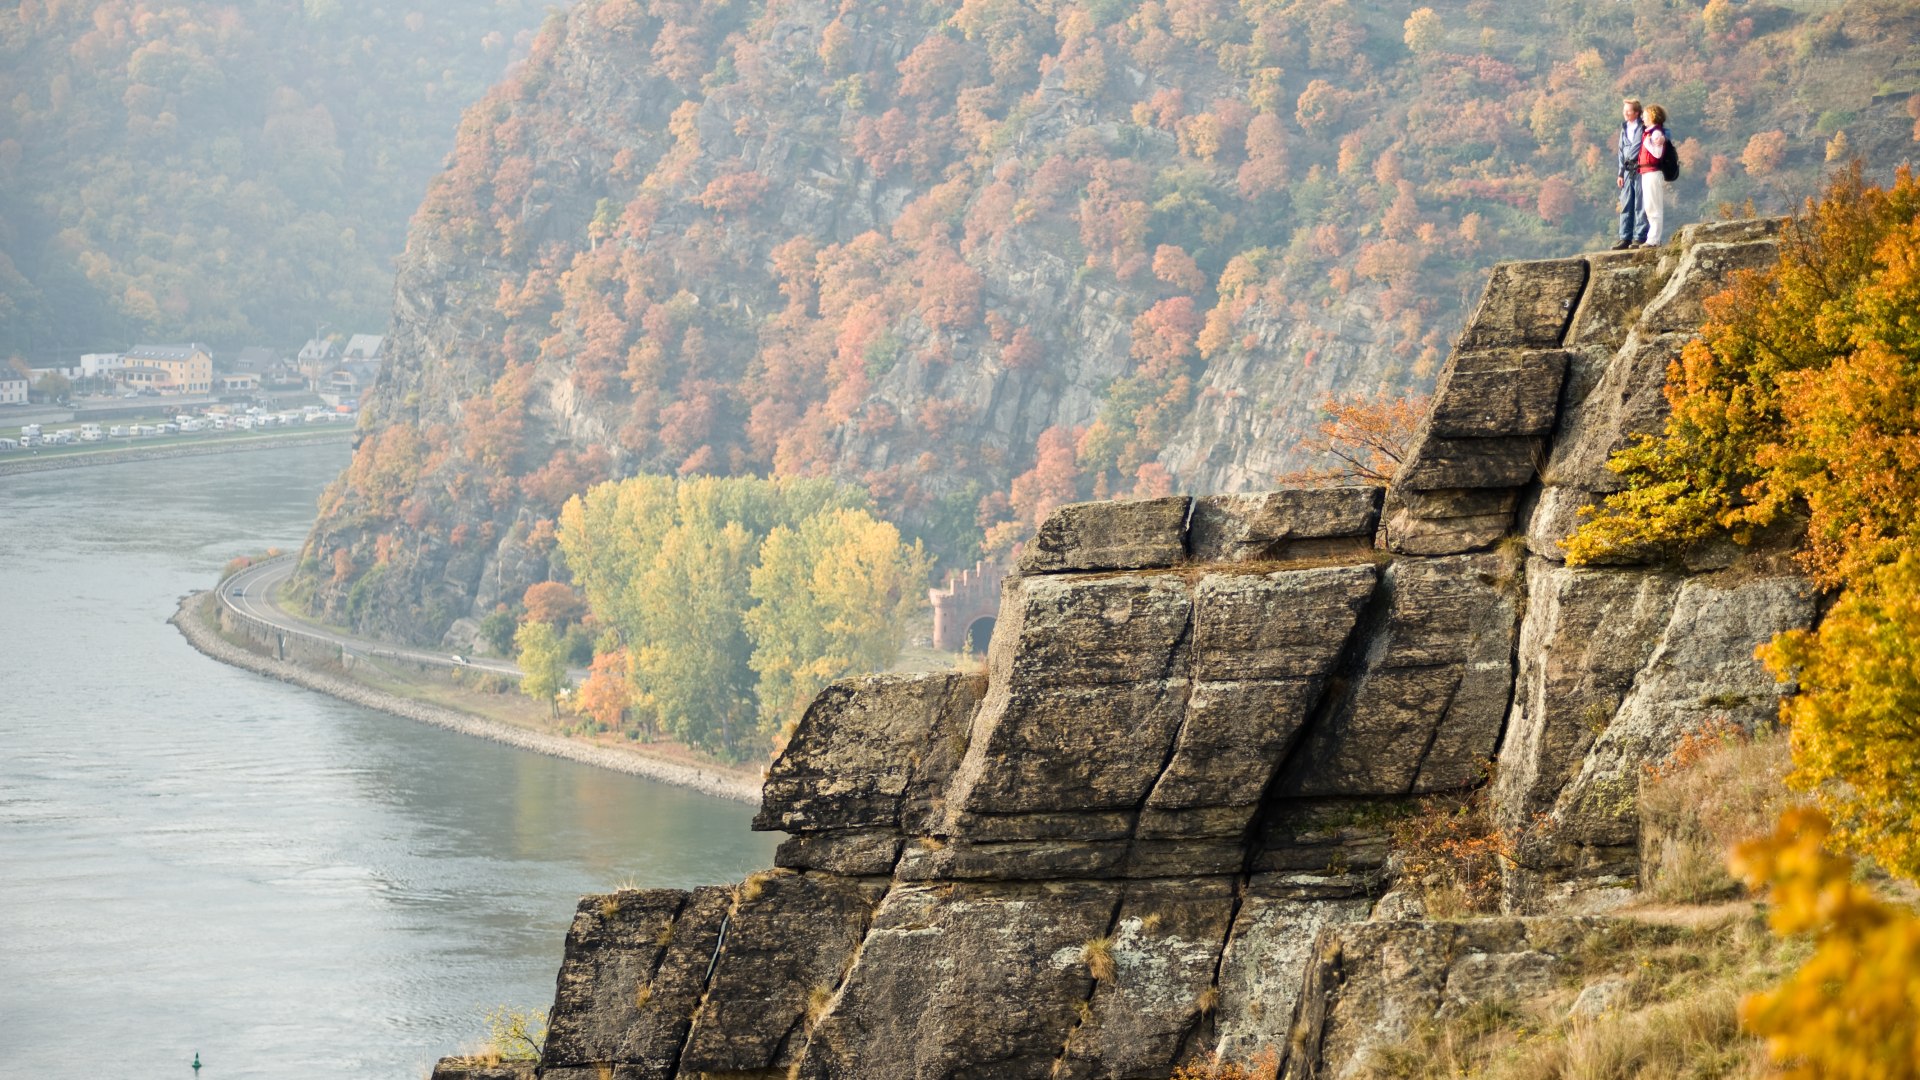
298;0;1920;646
0;0;549;354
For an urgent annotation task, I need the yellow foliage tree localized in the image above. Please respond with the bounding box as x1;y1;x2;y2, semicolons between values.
555;474;924;756
1403;8;1442;55
1733;809;1920;1078
1763;552;1920;879
745;508;931;739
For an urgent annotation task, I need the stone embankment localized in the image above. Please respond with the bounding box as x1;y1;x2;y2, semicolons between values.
0;428;352;478
433;221;1813;1080
171;592;758;803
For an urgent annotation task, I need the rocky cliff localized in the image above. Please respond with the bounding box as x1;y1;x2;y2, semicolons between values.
430;221;1820;1079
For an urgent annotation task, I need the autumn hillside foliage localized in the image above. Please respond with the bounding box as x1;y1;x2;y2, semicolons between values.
1568;168;1920;1071
301;0;1920;642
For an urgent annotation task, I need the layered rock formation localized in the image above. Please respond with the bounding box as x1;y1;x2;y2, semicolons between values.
433;224;1815;1080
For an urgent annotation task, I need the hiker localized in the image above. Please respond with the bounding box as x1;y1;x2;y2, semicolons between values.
1613;99;1647;250
1637;104;1672;246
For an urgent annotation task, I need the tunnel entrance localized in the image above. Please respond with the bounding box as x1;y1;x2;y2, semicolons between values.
964;616;996;655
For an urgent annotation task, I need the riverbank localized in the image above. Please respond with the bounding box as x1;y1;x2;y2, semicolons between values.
0;428;352;477
170;591;762;804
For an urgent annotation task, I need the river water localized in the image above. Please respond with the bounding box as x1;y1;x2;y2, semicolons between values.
0;444;777;1078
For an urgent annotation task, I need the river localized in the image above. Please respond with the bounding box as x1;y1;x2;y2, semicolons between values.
0;444;777;1078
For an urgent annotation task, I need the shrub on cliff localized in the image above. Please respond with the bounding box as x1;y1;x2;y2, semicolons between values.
1567;167;1920;876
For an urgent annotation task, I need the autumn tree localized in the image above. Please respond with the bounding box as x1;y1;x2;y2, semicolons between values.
1742;130;1788;177
1277;390;1431;486
515;620;569;717
1536;175;1576;223
1733;809;1920;1077
572;648;634;734
521;581;586;627
745;508;930;739
1403;8;1442;55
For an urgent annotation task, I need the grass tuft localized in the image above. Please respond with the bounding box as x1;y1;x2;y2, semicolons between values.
1082;935;1117;981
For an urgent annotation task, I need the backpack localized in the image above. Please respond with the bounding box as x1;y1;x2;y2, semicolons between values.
1659;134;1681;182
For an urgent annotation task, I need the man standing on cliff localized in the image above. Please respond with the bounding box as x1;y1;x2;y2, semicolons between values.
1613;99;1648;250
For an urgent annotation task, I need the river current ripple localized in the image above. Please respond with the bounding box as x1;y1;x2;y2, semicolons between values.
0;444;776;1078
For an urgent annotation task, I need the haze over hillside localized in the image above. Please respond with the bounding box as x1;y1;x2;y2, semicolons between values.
0;0;550;355
288;0;1919;649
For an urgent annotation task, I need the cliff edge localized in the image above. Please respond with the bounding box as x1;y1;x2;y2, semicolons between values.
433;220;1814;1079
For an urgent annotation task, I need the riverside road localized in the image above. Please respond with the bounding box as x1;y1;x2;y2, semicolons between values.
221;556;584;680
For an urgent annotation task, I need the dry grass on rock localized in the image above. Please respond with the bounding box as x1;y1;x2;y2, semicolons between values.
1352;915;1807;1080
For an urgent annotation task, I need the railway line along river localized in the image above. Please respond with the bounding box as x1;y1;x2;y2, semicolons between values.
0;442;777;1078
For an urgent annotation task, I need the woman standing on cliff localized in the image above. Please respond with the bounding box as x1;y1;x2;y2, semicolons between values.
1638;105;1672;247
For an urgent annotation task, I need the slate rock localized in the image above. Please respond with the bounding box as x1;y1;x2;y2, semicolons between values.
790;881;1119;1079
1188;488;1383;564
1136;565;1377;837
1672;217;1785;247
1551;573;1814;851
1394;432;1547;491
773;830;905;875
1284;918;1608;1080
1018;496;1191;574
756;671;985;835
541;886;731;1074
1383;488;1517;556
1565;248;1664;350
1276;553;1521;796
1529;332;1689;559
1191;566;1380;682
945;574;1192;821
680;872;879;1073
1491;560;1682;889
1210;890;1372;1063
1251;799;1399;880
1425;349;1570;439
430;1059;536;1080
1456;257;1589;350
895;836;1134;881
1059;879;1239;1078
1639;240;1779;335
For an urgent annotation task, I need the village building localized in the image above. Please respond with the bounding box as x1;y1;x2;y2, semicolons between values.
0;368;27;406
340;334;383;364
120;343;213;395
79;353;123;379
297;338;338;389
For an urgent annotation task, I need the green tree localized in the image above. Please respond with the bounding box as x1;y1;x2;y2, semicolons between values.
746;508;931;740
514;620;569;717
479;605;518;655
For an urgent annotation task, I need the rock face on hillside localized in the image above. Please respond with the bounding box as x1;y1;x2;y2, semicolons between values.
431;224;1815;1080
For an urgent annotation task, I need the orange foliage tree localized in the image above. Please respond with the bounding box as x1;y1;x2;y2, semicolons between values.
1277;390;1431;486
521;581;586;628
